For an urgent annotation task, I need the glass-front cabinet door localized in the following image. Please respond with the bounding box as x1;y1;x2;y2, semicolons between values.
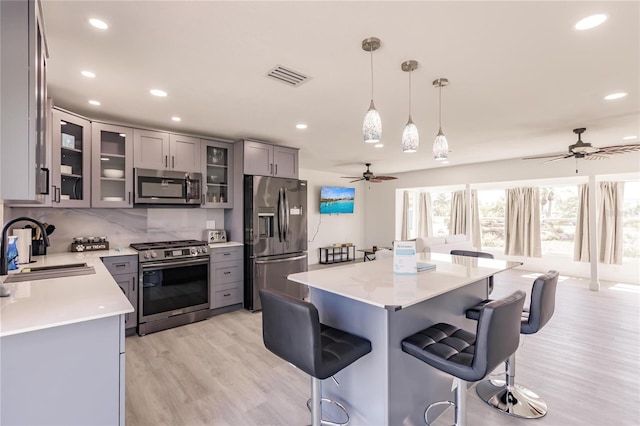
51;109;91;207
201;139;233;208
92;123;134;207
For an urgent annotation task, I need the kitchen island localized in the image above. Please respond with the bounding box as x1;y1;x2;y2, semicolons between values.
288;252;521;426
0;250;135;426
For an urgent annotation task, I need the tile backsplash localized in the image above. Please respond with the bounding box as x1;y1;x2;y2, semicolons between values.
7;207;226;253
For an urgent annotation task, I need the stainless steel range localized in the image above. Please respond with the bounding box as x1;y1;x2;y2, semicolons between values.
131;240;210;335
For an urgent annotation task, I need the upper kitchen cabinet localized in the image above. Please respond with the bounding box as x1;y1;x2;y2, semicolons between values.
133;129;200;173
201;139;233;208
243;140;298;178
51;109;91;208
92;123;134;208
0;0;49;202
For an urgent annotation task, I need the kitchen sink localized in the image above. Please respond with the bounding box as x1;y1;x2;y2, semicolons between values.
3;262;95;283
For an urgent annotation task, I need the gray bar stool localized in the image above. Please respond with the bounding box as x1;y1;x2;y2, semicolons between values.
402;290;526;426
465;270;559;419
259;289;371;426
450;249;495;294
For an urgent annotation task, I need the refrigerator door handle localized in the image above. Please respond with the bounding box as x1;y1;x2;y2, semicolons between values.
277;188;285;242
254;254;308;264
283;188;290;242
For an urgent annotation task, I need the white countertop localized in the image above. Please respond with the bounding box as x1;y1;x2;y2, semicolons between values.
209;241;243;249
288;252;522;310
0;250;136;337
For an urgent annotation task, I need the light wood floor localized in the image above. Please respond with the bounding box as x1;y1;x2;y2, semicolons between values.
125;269;640;426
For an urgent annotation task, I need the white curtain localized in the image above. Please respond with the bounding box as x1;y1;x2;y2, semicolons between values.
599;182;624;264
573;184;590;262
401;191;410;240
417;192;433;237
450;190;466;235
470;190;481;249
505;187;541;257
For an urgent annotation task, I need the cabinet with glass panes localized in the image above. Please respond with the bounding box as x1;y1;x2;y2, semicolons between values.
51;108;91;207
201;139;233;208
91;122;134;207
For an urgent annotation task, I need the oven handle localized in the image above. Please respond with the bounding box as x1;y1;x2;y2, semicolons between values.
140;257;209;270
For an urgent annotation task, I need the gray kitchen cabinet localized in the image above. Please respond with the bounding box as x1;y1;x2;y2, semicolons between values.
51;108;92;207
92;123;134;208
0;0;49;202
102;255;138;329
243;140;298;178
209;245;243;309
201;139;233;208
133;129;200;173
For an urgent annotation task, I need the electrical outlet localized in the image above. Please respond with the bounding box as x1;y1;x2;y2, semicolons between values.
206;220;216;229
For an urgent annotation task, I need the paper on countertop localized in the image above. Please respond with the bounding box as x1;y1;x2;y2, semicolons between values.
393;240;417;274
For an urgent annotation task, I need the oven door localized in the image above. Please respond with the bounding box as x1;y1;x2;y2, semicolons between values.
139;257;210;324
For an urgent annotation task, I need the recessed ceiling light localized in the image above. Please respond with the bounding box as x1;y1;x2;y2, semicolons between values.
374;143;384;148
88;100;101;106
295;123;307;129
623;135;637;140
604;92;628;100
171;116;181;122
574;14;607;31
81;70;96;78
89;18;109;30
150;89;167;97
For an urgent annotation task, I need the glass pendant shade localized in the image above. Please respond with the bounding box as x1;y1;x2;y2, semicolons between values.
402;116;419;153
363;100;382;143
433;129;449;160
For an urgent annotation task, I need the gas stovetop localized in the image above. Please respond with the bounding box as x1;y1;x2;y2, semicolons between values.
130;240;209;262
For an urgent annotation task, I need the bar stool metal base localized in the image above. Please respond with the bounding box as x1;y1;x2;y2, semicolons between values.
475;380;548;419
306;377;350;426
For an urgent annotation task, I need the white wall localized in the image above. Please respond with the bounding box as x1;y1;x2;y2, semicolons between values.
299;168;366;265
363;152;640;284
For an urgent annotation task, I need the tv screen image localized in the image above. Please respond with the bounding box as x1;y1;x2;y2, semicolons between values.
320;186;355;214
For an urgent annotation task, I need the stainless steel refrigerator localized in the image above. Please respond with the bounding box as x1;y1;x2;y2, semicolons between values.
244;175;308;311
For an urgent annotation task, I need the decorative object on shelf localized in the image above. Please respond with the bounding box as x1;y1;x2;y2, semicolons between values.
433;78;450;160
61;133;75;149
103;168;124;178
70;236;109;252
401;60;419;153
362;37;382;144
60;165;73;174
208;148;225;164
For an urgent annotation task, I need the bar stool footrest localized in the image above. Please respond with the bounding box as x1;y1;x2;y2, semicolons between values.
306;397;350;426
475;380;548;419
425;400;455;426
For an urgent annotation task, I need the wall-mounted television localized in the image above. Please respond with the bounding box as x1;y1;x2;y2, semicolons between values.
320;186;355;214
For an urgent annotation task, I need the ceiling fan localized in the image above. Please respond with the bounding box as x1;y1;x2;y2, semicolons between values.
342;163;398;183
523;128;640;163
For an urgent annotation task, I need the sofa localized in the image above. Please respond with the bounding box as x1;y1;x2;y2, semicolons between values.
414;234;474;254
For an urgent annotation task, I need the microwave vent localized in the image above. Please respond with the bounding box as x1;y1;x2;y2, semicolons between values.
266;65;310;87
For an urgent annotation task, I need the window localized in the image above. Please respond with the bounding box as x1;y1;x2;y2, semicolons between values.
431;192;451;237
623;181;640;260
539;185;577;256
405;191;418;239
477;189;505;249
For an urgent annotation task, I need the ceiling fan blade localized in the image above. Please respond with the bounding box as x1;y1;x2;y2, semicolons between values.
543;154;573;164
584;154;611;160
373;175;398;180
349;178;364;183
369;179;383;183
522;153;566;160
341;176;362;179
597;144;640;154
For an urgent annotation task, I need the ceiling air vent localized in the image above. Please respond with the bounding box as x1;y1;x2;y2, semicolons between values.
266;65;310;87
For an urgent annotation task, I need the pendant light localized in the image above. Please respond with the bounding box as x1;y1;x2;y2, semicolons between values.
362;37;382;144
433;78;449;160
401;60;419;153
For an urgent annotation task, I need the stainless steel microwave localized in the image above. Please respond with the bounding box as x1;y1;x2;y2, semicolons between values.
134;168;202;205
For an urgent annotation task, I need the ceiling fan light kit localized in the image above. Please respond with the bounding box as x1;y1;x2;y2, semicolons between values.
433;78;449;160
362;37;382;144
401;60;419;153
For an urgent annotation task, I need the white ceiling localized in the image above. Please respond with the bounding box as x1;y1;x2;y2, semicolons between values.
41;1;639;177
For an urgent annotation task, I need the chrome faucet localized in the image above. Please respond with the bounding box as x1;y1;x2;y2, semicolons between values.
1;217;50;276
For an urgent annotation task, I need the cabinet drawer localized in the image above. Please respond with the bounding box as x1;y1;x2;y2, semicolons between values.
210;246;243;262
214;262;242;284
103;256;138;275
212;284;242;308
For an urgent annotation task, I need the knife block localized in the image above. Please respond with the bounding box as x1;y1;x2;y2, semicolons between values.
32;240;47;256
